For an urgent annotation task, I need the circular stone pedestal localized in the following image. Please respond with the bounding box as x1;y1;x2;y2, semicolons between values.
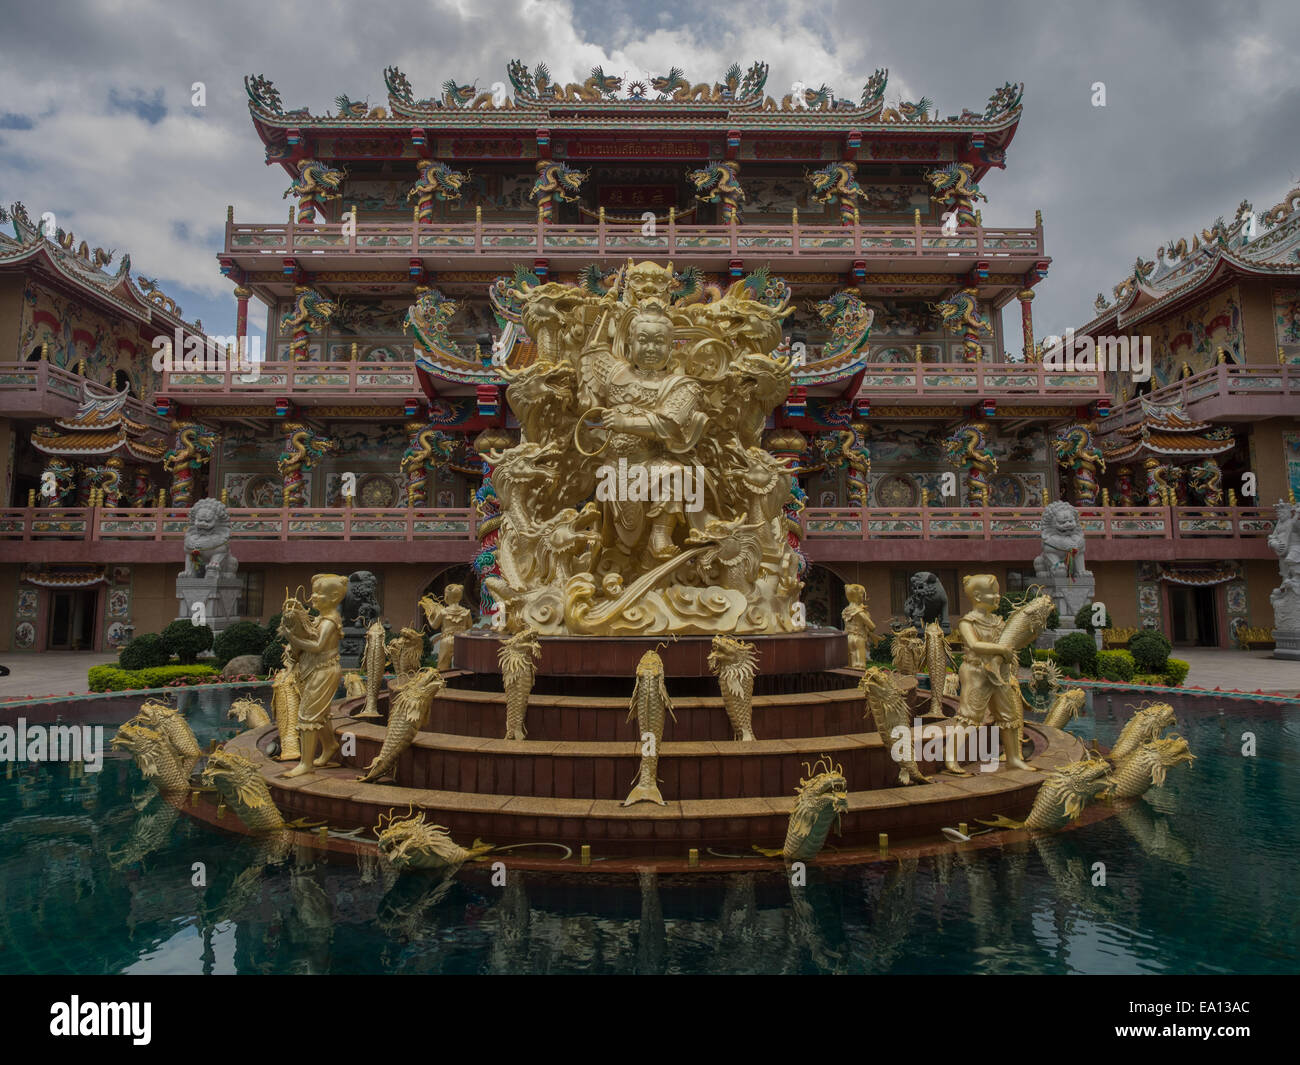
455;627;847;677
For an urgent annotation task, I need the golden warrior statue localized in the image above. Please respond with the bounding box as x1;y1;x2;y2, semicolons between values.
280;574;346;777
481;259;800;636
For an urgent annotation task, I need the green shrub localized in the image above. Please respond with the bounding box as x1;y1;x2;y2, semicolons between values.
1132;673;1168;686
1128;630;1172;674
1163;658;1190;687
212;621;271;667
160;619;214;664
1096;649;1135;683
1054;632;1098;676
118;633;171;671
88;664;219;692
1033;649;1057;662
869;633;894;663
1074;602;1113;634
1017;645;1035;667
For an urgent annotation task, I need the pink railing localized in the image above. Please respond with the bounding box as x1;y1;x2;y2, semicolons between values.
0;506;477;542
0;505;1271;545
225;216;1045;262
0;362;170;429
800;505;1274;541
850;363;1105;398
159;360;420;394
1101;364;1300;429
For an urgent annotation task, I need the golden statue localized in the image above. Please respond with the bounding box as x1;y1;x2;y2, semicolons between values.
890;625;924;675
357;667;445;783
1107;736;1195;800
754;756;848;864
385;626;425;677
841;584;875;670
133;699;200;759
860;667;929;785
228;696;273;730
482;259;802;635
270;653;302;761
624;649;676;806
358;618;386;719
708;634;758;741
980;757;1112;831
953;576;1053;773
375;809;493;872
420;584;473;670
498;626;541;740
342;671;366;698
279;575;346;778
201;747;286;831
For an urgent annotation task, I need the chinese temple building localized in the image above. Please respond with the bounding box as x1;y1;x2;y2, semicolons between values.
0;62;1290;651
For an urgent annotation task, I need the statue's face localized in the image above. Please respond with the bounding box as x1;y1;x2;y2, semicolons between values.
629;319;672;372
627;267;672;305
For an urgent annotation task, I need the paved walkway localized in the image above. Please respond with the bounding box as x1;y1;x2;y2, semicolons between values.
0;648;1295;703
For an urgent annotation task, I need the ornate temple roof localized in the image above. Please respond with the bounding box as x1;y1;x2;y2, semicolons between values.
0;201;208;337
1102;397;1235;462
30;381;167;461
243;65;1024;172
1084;185;1300;333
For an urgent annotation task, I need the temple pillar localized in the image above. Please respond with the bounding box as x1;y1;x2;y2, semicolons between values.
1017;289;1035;360
233;286;251;355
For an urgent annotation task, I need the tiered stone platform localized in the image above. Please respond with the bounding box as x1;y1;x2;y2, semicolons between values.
221;630;1088;865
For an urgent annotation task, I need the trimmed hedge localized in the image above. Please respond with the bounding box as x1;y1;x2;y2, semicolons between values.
1132;673;1168;686
1096;649;1136;683
1075;602;1113;635
1033;649;1057;662
89;664;219;692
212;620;271;667
118;633;171;671
1129;630;1172;673
1163;658;1190;687
160;620;214;664
869;633;894;663
1054;631;1098;676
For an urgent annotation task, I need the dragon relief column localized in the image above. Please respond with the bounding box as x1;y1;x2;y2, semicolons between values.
1017;289;1036;360
277;423;336;508
162;422;219;508
399;422;455;506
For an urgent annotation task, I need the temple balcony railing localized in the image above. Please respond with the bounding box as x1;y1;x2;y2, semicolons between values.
152;359;1105;406
0;505;1273;565
1098;364;1300;430
223;217;1046;270
0;362;171;430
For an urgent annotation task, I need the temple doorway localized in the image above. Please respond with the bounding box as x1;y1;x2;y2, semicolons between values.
47;589;98;650
1168;585;1218;647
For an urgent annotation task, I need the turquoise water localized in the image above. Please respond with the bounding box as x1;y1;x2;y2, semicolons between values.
0;688;1296;974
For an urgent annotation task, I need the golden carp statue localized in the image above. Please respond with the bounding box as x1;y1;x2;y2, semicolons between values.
480;260;804;635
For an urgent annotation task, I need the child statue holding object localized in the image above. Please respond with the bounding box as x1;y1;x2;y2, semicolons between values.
842;583;876;670
281;573;346;778
420;583;473;671
953;573;1036;773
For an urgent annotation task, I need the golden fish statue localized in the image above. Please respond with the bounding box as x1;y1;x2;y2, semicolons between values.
1043;688;1085;729
1109;701;1176;762
270;661;302;761
708;634;758;741
201;747;286;832
624;649;677;806
110;721;194;795
133;699;200;759
860;666;929;785
358;667;444;783
227;696;272;730
755;756;848;864
1107;736;1195;800
385;626;425;678
357;618;387;719
374;808;493;872
498;626;541;740
980;757;1113;832
342;671;366;698
890;625;924;675
921;622;952;716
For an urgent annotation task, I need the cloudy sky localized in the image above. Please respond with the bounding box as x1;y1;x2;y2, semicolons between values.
1;0;1296;347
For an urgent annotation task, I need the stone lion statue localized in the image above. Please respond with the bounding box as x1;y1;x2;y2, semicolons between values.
1034;500;1089;579
183;498;237;577
342;570;381;626
903;571;949;631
